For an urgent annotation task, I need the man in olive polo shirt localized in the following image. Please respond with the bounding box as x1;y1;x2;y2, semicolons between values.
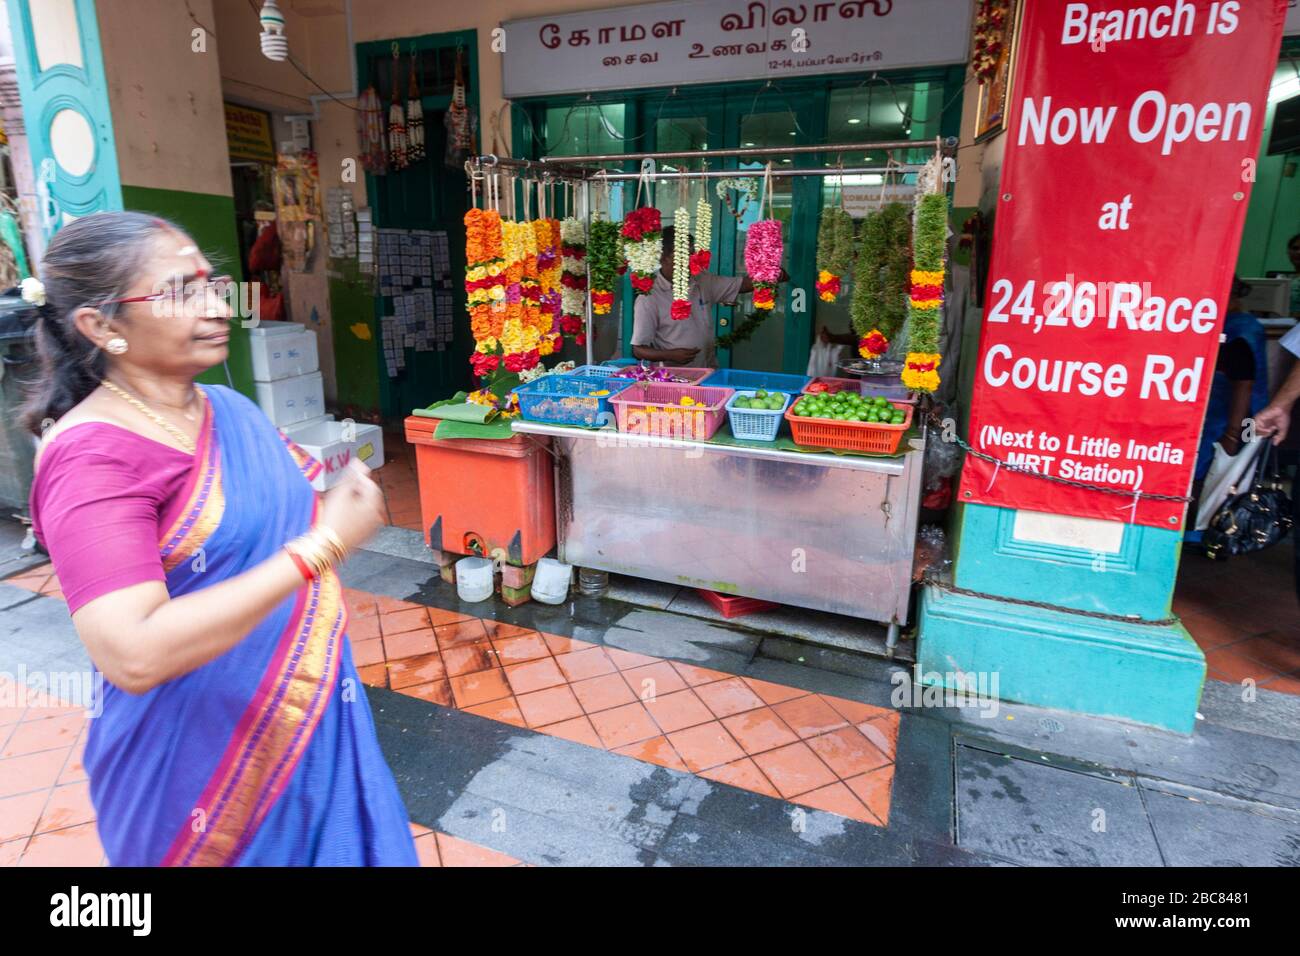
631;225;788;368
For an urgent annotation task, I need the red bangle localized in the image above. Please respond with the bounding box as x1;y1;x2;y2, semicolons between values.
285;547;314;582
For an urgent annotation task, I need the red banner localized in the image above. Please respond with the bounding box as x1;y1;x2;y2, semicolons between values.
959;0;1288;529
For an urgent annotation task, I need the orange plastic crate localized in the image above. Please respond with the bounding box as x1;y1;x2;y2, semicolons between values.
784;400;913;454
404;416;556;564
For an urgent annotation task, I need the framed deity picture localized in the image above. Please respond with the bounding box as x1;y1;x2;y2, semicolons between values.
973;0;1023;142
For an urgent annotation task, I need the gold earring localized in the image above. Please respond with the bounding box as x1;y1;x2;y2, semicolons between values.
104;336;128;355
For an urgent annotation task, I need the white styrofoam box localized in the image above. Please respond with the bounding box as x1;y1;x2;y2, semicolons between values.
254;370;325;427
248;321;319;382
281;418;384;491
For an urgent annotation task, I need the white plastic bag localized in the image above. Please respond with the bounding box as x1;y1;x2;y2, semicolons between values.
1195;439;1265;531
807;339;842;378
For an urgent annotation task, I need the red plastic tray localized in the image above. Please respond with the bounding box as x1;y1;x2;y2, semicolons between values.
697;589;778;619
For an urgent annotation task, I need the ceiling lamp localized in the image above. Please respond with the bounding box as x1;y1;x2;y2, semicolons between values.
259;0;288;61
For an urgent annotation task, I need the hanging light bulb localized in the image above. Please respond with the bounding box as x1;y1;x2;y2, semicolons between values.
259;0;288;62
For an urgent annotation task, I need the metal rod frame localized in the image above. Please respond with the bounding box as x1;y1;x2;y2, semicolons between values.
536;137;953;165
590;164;922;182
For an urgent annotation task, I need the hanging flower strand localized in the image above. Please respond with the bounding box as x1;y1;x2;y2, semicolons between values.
850;202;911;360
745;219;783;311
559;216;587;340
902;184;949;394
815;205;854;303
622;207;662;296
690;196;712;275
671;206;691;320
587;218;622;316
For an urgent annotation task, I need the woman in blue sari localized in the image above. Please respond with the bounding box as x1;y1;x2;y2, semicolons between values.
23;212;417;866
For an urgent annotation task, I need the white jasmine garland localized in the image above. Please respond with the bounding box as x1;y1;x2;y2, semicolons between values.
694;198;711;255
625;237;662;277
560;217;585;246
561;285;585;316
673;206;690;303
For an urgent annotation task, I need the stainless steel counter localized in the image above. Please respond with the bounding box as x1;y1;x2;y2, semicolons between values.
513;420;926;634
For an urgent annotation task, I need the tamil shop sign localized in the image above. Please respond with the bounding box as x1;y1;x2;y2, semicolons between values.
501;0;973;98
959;0;1288;529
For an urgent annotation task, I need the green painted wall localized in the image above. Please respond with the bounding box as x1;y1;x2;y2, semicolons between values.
327;258;380;415
119;184;251;397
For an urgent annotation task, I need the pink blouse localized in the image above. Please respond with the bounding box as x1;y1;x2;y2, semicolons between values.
30;424;195;614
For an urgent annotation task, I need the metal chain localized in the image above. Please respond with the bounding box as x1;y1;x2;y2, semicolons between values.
924;410;1192;504
922;573;1179;627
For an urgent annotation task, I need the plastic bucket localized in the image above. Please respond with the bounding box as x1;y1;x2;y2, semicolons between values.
456;556;495;603
531;557;572;605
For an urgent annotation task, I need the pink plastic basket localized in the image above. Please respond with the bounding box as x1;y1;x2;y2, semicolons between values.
609;382;735;440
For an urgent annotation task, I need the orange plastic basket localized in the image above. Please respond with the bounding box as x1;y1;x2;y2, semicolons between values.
783;400;913;454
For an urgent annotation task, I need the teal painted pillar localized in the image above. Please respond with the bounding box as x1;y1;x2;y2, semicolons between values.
918;500;1204;734
6;0;123;239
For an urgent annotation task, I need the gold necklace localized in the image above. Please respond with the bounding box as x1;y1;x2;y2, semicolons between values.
99;379;201;454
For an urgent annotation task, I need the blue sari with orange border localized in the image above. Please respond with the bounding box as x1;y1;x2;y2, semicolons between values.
83;384;417;866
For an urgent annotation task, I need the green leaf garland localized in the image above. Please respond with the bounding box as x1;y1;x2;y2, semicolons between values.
849;202;912;344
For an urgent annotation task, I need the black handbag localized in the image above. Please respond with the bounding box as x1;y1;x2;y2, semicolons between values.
1203;442;1294;561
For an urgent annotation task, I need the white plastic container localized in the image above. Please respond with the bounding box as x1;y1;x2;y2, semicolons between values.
456;556;494;603
281;416;385;491
247;321;319;382
254;370;325;427
530;558;572;605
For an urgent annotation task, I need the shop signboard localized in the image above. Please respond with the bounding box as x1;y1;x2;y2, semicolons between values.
959;0;1289;529
225;103;275;165
501;0;973;98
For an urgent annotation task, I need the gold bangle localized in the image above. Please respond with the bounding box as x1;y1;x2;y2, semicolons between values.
286;534;332;578
314;524;348;564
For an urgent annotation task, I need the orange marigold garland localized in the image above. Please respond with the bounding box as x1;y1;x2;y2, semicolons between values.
464;208;506;369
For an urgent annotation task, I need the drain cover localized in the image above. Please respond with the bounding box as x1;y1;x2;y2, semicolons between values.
1038;717;1065;734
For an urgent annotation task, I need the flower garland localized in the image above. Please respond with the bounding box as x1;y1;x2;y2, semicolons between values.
815;206;855;303
671;206;691;320
744;219;782;311
588;218;622;316
972;0;1011;83
464;208;506;369
850;202;911;359
715;178;758;221
622;207;662;296
533;217;563;356
901;191;949;394
559;216;587;340
690;197;712;276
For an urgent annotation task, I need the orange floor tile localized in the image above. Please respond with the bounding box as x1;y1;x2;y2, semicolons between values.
376;431;421;532
1175;541;1299;695
0;676;521;867
343;588;898;827
2;567;900;829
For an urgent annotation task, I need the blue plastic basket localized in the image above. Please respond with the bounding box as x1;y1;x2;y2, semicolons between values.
567;364;620;379
699;369;811;394
514;374;633;428
725;390;790;442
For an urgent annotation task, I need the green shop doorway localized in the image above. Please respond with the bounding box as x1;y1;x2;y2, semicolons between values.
356;30;479;423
